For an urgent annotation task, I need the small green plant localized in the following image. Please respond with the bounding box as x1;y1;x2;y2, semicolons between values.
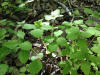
0;8;100;75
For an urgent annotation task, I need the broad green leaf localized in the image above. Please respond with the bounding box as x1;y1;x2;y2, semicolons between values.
2;40;19;49
1;2;8;6
77;39;88;49
56;37;67;46
54;30;63;37
59;61;66;68
71;69;77;75
18;50;29;64
88;55;100;65
0;29;6;40
7;28;15;34
22;24;36;29
0;19;7;26
30;29;43;38
90;72;95;75
66;27;80;40
45;15;53;20
91;44;100;55
20;67;26;73
81;62;90;75
0;64;8;75
41;25;53;30
48;42;58;52
8;67;14;73
60;49;68;56
8;21;15;26
74;20;83;25
80;31;92;38
19;41;32;51
70;51;84;60
28;59;42;75
0;47;10;61
43;36;54;43
77;39;88;57
84;8;93;14
92;11;100;19
60;61;72;74
97;37;100;44
17;30;25;39
74;9;80;15
62;21;71;28
85;19;94;24
86;27;100;36
34;20;42;28
96;71;100;75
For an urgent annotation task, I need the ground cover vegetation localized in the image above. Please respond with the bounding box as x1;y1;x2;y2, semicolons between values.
0;0;100;75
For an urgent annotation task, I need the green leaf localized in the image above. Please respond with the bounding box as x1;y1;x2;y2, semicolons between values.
8;67;14;73
60;49;68;56
56;37;67;46
74;9;80;15
48;42;58;52
80;31;92;38
71;69;77;75
0;29;6;40
43;36;54;43
18;50;29;64
34;20;42;28
74;20;83;25
66;27;80;40
28;59;42;75
20;67;26;73
2;2;8;6
30;29;43;38
54;30;63;37
45;15;53;20
0;64;8;75
59;61;72;74
92;11;100;19
85;19;94;24
41;25;53;30
88;55;100;65
97;37;100;44
62;21;71;28
96;71;100;75
0;47;10;61
17;30;25;39
70;51;84;60
19;41;32;51
91;44;100;55
22;24;36;29
77;39;88;49
0;19;7;26
81;61;90;75
2;40;19;49
84;8;93;14
86;27;100;36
